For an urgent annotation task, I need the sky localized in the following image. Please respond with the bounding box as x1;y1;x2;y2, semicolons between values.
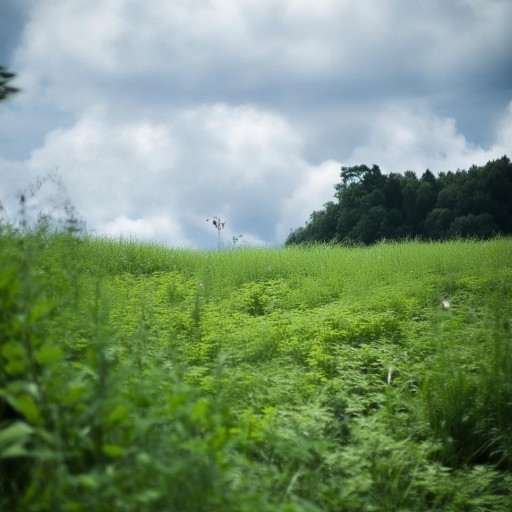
1;0;511;248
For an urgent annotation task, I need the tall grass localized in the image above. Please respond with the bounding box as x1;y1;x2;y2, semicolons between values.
423;282;512;469
1;224;512;511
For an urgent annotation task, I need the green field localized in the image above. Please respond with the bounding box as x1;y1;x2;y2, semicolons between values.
1;229;512;511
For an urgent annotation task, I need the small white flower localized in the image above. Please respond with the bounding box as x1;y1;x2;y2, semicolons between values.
442;299;451;309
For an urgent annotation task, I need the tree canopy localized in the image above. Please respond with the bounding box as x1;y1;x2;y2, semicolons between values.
0;66;19;102
286;156;512;245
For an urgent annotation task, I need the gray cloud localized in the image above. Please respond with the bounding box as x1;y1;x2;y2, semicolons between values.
1;0;511;247
14;0;512;105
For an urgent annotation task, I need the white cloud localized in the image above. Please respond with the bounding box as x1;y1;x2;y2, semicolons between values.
2;102;312;246
102;214;189;245
347;102;507;174
278;160;341;239
2;0;511;246
25;106;177;221
2;95;510;246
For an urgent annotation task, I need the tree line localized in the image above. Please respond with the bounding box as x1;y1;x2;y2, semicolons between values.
286;156;512;245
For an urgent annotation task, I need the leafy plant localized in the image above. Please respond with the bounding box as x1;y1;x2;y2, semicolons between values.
2;195;512;512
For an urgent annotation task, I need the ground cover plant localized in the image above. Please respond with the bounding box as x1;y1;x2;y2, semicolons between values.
1;218;512;510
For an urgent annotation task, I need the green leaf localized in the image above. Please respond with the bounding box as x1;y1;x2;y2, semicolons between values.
1;341;26;374
63;501;82;512
35;344;64;365
0;421;34;444
1;441;31;458
102;444;124;457
106;405;131;427
12;395;43;425
192;399;210;419
74;474;101;490
28;300;53;324
0;422;35;459
136;489;162;504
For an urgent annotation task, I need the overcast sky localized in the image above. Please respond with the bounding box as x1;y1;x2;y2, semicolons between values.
1;0;511;248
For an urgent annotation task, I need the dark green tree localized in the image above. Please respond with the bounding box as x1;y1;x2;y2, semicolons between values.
400;174;422;235
449;213;497;238
425;208;454;239
286;156;512;246
351;205;387;244
485;156;512;232
286;201;340;244
0;66;19;101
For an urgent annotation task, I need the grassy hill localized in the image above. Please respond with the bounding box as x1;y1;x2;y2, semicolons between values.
1;228;512;511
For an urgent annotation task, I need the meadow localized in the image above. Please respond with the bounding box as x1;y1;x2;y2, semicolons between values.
1;226;512;511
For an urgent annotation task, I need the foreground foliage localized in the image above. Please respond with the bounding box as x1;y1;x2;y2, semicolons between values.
1;228;512;510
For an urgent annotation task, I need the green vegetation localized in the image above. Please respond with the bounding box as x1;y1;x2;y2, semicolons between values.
0;66;19;101
1;220;512;510
286;156;512;245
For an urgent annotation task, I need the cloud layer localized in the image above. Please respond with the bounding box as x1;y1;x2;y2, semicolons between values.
1;0;511;246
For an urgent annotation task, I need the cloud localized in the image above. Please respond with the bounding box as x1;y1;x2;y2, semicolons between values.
8;0;510;167
2;0;511;246
2;102;312;246
347;100;512;174
494;100;512;151
25;106;177;219
14;0;512;110
2;95;511;246
103;214;189;245
277;159;341;240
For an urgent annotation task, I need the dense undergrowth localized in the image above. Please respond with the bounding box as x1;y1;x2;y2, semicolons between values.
1;224;512;511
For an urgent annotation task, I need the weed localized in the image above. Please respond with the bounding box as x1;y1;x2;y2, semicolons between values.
1;189;512;510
